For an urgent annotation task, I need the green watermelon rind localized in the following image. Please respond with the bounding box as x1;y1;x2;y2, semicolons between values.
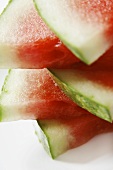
0;0;12;17
49;69;111;122
35;120;71;159
0;69;11;121
35;120;54;159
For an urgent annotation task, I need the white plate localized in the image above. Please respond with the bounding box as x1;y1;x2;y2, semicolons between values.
0;71;113;170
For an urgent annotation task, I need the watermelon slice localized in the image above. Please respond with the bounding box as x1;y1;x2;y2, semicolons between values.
0;69;89;121
0;0;79;69
34;0;113;64
50;67;113;122
35;114;113;158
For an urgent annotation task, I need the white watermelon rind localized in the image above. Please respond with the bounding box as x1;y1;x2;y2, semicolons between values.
33;0;87;63
49;69;112;122
33;0;111;65
34;120;71;159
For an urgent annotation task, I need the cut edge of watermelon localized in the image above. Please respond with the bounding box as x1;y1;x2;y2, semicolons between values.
34;120;54;158
48;69;112;123
0;69;11;121
0;0;12;16
34;120;71;159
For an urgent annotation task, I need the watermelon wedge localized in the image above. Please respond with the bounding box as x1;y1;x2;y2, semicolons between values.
34;0;113;64
50;67;113;122
35;114;113;158
0;0;79;69
0;69;89;121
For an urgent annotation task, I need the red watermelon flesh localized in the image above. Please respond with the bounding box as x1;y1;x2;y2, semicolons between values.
63;45;113;88
37;114;113;158
0;69;89;121
74;45;113;70
71;46;113;88
0;0;79;69
75;1;113;35
1;47;113;121
68;115;113;149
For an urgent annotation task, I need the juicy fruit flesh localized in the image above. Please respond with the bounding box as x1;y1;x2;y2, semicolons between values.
49;50;113;122
1;47;113;120
71;0;113;41
18;37;79;69
38;114;113;158
0;0;79;68
0;69;89;121
23;69;85;119
61;0;113;39
73;46;113;88
72;70;113;88
72;1;113;24
68;115;113;149
74;45;113;70
17;9;79;68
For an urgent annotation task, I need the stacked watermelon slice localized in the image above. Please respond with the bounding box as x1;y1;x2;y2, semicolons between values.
0;0;113;158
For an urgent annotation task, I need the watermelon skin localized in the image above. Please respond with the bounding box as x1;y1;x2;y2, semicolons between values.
0;69;89;121
0;0;79;69
36;114;113;158
50;66;113;122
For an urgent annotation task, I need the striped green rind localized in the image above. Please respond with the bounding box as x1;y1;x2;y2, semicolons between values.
0;69;11;121
36;121;54;158
49;69;112;122
34;120;70;159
